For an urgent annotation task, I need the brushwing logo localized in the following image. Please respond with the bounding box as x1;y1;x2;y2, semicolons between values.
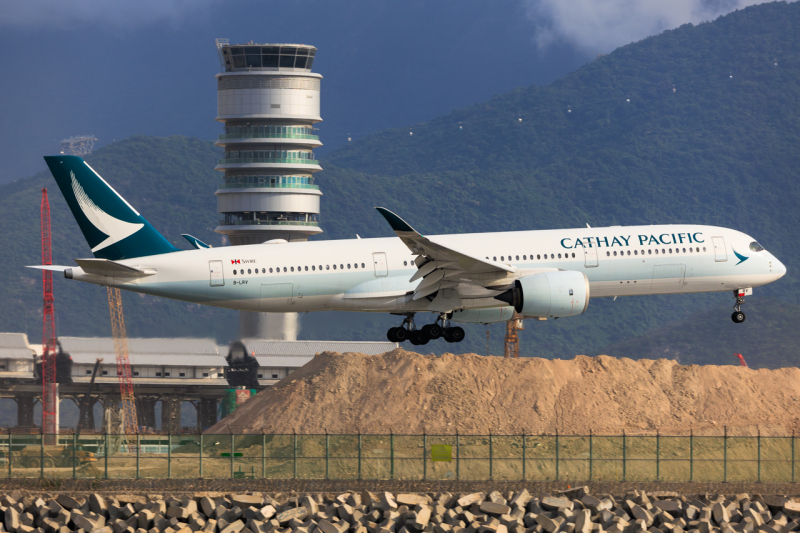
70;171;144;252
733;249;749;265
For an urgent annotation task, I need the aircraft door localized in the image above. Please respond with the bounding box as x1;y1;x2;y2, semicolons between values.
373;252;388;277
712;236;727;261
209;260;224;286
584;247;598;268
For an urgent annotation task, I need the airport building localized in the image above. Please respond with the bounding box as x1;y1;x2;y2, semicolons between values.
0;333;396;433
212;40;324;340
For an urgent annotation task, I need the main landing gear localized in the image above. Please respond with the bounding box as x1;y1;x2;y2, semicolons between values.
386;314;465;345
731;289;747;323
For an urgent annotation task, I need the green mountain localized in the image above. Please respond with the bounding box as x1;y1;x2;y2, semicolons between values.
2;2;800;363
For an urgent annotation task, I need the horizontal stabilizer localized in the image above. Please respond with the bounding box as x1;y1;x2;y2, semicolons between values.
26;265;70;272
74;258;155;277
182;234;211;249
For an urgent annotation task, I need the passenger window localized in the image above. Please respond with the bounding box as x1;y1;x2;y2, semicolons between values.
320;265;323;270
284;267;287;272
558;253;561;259
572;253;575;258
291;267;294;272
662;249;665;254
493;257;497;261
404;261;407;266
340;264;344;269
607;252;610;256
613;251;617;256
703;247;706;252
305;266;308;271
361;263;365;268
648;250;652;255
333;265;337;270
634;250;638;255
501;256;504;261
326;265;330;270
262;268;266;273
682;248;686;253
312;266;315;271
347;264;351;269
516;255;519;260
354;263;358;268
269;268;273;273
233;269;237;275
669;248;672;253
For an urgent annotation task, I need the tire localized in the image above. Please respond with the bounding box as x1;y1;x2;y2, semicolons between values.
42;458;55;469
386;327;397;342
394;328;408;343
423;324;442;339
732;311;746;323
27;458;41;469
449;327;466;342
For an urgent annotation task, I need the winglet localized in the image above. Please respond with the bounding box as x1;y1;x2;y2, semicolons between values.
182;234;212;249
375;207;419;235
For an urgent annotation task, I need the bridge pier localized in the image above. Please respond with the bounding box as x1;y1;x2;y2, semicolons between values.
197;398;218;431
15;394;35;427
137;397;157;430
161;396;181;434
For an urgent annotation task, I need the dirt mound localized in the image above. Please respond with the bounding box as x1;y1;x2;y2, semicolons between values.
207;350;800;435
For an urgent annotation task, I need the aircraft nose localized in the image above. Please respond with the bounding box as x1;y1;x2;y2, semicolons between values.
772;255;787;278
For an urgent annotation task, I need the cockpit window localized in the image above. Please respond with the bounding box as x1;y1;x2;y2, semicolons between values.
749;241;765;252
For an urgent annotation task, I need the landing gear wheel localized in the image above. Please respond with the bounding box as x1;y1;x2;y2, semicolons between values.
732;311;746;323
422;324;442;339
387;327;408;343
443;326;465;343
409;330;429;346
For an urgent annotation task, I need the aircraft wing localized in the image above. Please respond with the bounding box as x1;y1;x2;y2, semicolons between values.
375;207;516;304
74;258;156;278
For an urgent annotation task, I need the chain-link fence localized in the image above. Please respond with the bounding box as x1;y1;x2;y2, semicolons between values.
0;432;796;482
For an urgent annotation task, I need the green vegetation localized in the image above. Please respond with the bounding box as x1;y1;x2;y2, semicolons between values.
2;3;800;364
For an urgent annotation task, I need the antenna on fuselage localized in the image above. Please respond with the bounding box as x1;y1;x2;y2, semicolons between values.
586;223;591;228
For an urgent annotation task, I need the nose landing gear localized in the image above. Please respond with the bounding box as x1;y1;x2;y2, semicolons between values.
731;289;747;323
385;313;465;344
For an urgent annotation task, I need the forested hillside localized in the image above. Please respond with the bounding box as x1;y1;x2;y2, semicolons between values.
2;2;799;365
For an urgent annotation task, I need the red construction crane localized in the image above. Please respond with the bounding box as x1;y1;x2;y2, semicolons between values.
735;353;748;367
107;287;138;435
40;188;57;436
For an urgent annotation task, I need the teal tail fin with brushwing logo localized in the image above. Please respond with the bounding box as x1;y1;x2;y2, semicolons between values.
43;155;179;260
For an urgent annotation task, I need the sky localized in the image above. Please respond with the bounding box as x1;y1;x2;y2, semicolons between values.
0;0;772;183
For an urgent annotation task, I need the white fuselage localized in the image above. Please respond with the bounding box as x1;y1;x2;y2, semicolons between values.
65;224;786;316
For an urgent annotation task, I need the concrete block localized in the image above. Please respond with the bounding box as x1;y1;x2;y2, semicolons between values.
55;499;79;512
90;497;108;517
137;512;154;530
542;501;572;513
202;520;217;533
73;516;99;532
488;495;507;507
785;505;800;520
397;497;428;508
414;509;432;530
534;515;559;533
714;505;731;525
510;493;531;511
318;521;339;533
482;505;511;517
631;507;653;527
232;499;264;511
380;496;398;513
221;521;246;533
92;528;114;533
276;509;308;525
6;507;19;533
301;499;318;518
459;497;486;510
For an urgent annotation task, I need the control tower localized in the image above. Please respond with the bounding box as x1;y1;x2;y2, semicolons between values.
214;39;323;339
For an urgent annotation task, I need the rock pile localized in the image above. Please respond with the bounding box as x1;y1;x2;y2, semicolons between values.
3;490;800;533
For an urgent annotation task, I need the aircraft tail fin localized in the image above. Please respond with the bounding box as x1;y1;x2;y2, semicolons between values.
43;155;179;260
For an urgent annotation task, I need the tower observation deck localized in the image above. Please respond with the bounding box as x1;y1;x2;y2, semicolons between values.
214;40;323;245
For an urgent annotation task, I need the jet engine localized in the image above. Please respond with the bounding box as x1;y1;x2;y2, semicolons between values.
497;271;590;318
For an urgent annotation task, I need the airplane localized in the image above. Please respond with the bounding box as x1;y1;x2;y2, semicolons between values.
30;155;786;346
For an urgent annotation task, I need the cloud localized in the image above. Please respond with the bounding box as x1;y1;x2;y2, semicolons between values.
524;0;771;53
0;0;219;29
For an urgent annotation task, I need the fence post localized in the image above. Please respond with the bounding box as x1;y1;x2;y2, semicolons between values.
293;432;297;480
260;433;265;479
622;430;627;482
723;426;728;483
423;432;427;480
390;432;394;480
489;431;493;480
135;433;140;479
72;432;77;479
793;430;796;483
689;429;694;483
168;433;173;479
7;429;11;479
357;432;362;480
325;431;329;480
555;430;559;482
456;432;460;481
40;427;44;479
656;430;660;482
588;430;593;482
104;432;108;479
757;428;761;483
199;433;204;479
522;432;526;482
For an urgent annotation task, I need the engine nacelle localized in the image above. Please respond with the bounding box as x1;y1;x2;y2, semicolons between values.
497;271;590;318
450;306;515;324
